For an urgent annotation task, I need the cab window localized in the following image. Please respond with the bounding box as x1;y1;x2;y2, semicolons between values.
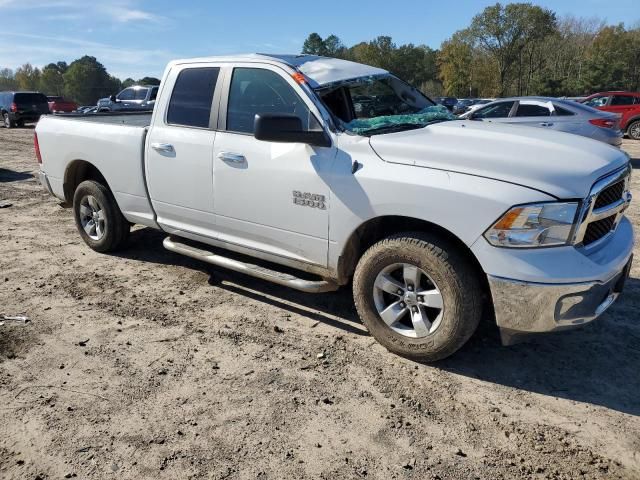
167;67;220;128
226;68;315;134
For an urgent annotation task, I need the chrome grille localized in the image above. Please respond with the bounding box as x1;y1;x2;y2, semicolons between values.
583;215;616;245
594;180;625;210
574;166;632;248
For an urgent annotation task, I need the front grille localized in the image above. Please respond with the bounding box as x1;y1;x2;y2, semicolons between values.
594;180;625;209
583;215;616;246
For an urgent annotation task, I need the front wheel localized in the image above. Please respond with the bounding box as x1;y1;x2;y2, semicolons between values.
353;233;483;362
72;180;130;252
628;120;640;140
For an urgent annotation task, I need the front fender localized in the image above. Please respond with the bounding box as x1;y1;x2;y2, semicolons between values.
327;143;555;272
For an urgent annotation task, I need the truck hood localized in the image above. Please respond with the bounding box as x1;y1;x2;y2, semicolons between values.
368;120;629;198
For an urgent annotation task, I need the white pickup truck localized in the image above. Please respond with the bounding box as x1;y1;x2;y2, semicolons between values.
35;54;634;361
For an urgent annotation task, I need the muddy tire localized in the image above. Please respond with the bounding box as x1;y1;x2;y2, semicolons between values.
627;120;640;140
72;180;130;253
353;232;482;362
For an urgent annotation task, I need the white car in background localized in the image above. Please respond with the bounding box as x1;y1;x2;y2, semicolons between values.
459;96;623;146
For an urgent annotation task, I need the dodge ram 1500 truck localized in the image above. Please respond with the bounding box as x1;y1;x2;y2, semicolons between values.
35;54;634;361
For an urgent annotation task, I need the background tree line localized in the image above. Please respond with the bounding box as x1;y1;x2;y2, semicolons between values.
1;2;638;104
303;2;640;98
0;56;160;105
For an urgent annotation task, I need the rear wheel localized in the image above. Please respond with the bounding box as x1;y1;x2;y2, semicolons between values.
628;120;640;140
353;233;483;362
72;180;130;252
3;113;14;129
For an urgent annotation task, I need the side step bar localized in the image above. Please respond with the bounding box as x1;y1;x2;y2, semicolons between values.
163;237;338;293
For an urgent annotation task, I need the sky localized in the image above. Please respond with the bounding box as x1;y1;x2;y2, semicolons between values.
0;0;638;80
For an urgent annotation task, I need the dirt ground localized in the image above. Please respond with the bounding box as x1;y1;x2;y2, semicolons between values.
0;126;639;480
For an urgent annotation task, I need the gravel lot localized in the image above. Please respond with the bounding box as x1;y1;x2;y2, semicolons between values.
1;126;639;480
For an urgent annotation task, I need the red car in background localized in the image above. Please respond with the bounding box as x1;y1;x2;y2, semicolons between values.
581;91;640;140
47;96;78;113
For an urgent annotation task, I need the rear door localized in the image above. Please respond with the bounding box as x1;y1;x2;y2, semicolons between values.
608;94;638;128
508;100;555;129
145;64;223;238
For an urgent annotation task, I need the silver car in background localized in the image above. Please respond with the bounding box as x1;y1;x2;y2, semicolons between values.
459;96;623;146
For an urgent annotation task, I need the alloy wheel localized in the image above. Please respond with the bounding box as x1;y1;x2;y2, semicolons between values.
79;195;106;240
372;263;444;338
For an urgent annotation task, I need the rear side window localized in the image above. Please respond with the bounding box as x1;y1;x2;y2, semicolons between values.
553;105;575;116
167;67;220;128
226;67;313;134
14;93;48;104
150;87;159;101
515;103;551;117
473;101;514;119
611;95;635;106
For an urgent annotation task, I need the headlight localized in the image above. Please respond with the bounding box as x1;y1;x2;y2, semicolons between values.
485;202;579;248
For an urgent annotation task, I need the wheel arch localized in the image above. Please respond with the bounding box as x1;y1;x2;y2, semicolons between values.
625;115;640;131
63;159;110;205
337;215;488;293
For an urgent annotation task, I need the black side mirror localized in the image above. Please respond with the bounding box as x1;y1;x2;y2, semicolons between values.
109;95;117;102
254;113;331;148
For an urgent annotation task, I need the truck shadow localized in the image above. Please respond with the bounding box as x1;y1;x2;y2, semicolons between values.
117;227;639;415
0;167;33;183
114;227;366;336
436;276;640;416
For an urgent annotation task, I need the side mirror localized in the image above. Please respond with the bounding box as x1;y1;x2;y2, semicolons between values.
254;113;331;148
109;95;117;102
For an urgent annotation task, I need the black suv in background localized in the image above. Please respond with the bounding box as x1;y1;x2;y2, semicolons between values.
0;91;50;128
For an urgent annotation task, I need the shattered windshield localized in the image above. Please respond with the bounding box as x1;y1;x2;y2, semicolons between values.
317;74;455;135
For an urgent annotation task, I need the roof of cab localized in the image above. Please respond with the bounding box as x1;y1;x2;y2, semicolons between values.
170;53;388;88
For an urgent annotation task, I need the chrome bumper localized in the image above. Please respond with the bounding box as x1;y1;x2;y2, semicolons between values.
489;257;632;345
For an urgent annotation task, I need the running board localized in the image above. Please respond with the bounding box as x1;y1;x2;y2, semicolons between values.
163;237;338;293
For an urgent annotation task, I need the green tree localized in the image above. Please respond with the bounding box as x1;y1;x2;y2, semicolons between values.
122;77;136;88
0;68;17;90
438;34;474;96
582;24;640;92
138;76;161;85
323;35;346;57
466;2;557;95
302;33;327;55
63;56;118;105
14;63;41;90
39;63;66;95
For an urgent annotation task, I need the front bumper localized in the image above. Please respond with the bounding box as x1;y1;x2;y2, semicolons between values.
489;257;632;344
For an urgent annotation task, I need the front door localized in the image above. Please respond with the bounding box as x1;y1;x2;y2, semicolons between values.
212;65;335;266
145;65;222;237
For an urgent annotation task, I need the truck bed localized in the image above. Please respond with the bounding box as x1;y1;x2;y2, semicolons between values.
51;112;152;127
36;113;157;228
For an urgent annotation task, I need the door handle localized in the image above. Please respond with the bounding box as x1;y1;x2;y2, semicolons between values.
539;122;554;127
151;143;174;154
217;152;246;164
